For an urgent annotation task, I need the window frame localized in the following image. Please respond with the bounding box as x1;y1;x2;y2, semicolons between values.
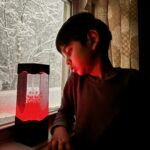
0;0;72;130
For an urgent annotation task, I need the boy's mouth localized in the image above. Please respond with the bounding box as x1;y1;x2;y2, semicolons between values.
71;66;76;72
71;68;75;72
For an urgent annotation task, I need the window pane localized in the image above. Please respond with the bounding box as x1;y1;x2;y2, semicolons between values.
0;0;70;126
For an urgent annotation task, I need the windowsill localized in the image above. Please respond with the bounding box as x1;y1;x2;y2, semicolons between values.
0;133;52;150
0;140;36;150
0;132;51;150
0;88;61;129
0;108;58;150
0;106;59;130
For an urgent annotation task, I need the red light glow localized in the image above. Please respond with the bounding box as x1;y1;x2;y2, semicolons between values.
16;95;48;121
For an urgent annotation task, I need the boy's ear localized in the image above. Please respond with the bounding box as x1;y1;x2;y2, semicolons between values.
87;29;100;50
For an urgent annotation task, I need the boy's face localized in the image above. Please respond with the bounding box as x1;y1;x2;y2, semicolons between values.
60;41;95;76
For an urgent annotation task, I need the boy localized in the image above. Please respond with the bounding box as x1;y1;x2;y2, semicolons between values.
49;12;143;150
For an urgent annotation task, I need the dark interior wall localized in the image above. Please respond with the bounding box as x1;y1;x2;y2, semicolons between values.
138;0;150;81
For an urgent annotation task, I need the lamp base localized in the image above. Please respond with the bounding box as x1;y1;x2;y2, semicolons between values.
14;116;49;147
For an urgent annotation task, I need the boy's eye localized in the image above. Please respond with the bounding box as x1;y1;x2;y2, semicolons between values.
66;48;72;57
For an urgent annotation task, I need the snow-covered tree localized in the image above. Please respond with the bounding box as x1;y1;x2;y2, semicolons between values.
0;0;64;90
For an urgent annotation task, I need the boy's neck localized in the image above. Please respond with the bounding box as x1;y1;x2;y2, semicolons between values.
90;57;117;79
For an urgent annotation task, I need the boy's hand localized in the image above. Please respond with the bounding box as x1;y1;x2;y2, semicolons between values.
48;126;71;150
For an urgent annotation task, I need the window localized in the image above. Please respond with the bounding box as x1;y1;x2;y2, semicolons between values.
0;0;71;128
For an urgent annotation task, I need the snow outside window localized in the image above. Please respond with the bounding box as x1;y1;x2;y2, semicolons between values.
0;0;71;128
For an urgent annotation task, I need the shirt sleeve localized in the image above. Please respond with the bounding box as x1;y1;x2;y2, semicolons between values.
50;73;75;135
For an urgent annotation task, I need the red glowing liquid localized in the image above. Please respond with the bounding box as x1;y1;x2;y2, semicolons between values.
16;95;48;121
15;95;49;146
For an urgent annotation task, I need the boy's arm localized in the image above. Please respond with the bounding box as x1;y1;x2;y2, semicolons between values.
51;73;75;134
49;74;75;150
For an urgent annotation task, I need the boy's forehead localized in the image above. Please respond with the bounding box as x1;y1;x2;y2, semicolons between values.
59;42;71;52
59;41;77;54
59;45;67;56
60;45;66;53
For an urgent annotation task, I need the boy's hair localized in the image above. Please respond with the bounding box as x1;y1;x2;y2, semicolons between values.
56;12;112;54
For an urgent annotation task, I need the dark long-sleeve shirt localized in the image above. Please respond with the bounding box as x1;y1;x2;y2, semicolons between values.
51;68;144;149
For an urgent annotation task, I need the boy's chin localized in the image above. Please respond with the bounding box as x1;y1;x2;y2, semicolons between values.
72;68;87;76
76;70;86;76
